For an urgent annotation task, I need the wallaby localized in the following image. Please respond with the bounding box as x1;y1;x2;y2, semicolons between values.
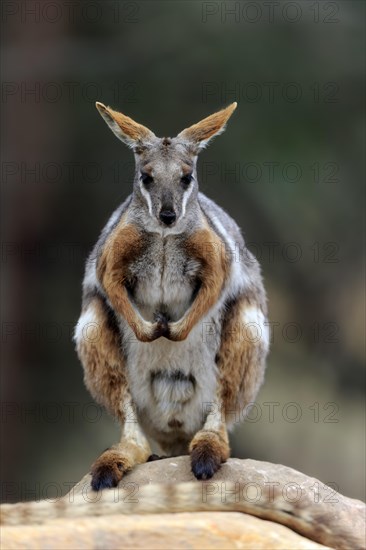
73;101;270;490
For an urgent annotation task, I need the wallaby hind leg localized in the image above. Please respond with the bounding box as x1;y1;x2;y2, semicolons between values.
75;295;151;490
189;297;269;480
189;397;230;480
90;398;151;490
216;296;269;419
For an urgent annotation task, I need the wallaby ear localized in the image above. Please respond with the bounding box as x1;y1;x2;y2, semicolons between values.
95;102;156;149
177;102;237;151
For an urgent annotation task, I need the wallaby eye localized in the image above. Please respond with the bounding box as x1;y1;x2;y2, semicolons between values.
141;173;153;186
181;174;193;188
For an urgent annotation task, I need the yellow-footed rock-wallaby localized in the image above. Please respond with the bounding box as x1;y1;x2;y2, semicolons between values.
74;102;269;490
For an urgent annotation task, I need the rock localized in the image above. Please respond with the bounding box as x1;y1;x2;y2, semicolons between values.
1;457;365;550
1;512;331;549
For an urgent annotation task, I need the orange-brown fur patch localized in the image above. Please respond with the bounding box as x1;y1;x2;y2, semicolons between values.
217;297;267;419
190;427;229;458
97;222;155;342
181;163;193;175
90;449;130;490
76;296;128;421
169;226;230;341
97;103;154;142
179;103;237;144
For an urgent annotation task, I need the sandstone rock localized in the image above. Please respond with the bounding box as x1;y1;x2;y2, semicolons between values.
71;456;365;548
1;512;331;549
1;457;365;550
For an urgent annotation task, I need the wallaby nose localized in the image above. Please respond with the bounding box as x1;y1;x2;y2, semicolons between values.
159;210;176;226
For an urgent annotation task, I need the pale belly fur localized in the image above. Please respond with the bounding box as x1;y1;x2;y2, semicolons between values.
122;318;221;454
121;243;223;454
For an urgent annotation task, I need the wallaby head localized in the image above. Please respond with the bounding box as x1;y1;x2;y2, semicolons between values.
95;101;237;231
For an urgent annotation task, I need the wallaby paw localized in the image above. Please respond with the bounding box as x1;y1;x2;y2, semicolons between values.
90;449;129;491
191;449;221;480
167;322;190;342
190;431;229;480
152;312;170;339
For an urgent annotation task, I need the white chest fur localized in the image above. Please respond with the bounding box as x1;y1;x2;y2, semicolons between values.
128;235;200;323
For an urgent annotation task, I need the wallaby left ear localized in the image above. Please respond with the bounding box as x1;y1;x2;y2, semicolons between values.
95;102;156;149
177;102;237;151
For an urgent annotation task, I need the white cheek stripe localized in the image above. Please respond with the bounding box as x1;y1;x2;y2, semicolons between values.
181;184;194;219
140;182;153;216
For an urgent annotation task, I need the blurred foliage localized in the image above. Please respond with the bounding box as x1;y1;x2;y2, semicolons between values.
1;1;365;502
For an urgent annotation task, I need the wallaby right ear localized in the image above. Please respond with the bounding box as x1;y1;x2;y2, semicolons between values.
177;102;237;152
95;102;156;149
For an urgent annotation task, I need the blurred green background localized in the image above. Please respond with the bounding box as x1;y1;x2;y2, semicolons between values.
1;0;365;502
